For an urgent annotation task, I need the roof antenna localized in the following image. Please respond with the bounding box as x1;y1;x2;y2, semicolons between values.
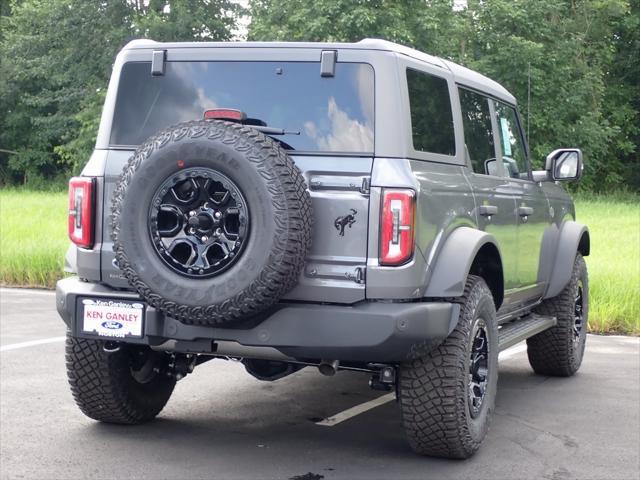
527;62;531;146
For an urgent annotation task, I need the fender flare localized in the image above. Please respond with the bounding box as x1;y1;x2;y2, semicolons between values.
544;221;590;299
424;227;503;305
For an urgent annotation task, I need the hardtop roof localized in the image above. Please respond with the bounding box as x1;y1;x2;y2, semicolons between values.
122;38;516;105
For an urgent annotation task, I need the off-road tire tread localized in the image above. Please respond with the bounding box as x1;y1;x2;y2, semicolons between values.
110;120;312;325
527;254;588;377
65;335;175;424
398;275;497;459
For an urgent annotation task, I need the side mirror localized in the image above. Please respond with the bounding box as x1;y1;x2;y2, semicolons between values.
532;148;583;182
546;148;583;181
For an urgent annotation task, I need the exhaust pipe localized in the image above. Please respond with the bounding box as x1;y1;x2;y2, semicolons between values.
103;341;120;353
318;359;340;376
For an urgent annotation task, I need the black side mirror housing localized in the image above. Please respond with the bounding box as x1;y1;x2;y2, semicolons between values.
533;148;584;182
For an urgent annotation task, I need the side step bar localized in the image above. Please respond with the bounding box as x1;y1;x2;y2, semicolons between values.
498;314;557;351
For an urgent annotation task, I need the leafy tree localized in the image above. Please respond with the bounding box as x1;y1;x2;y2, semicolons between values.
249;0;638;192
0;0;243;186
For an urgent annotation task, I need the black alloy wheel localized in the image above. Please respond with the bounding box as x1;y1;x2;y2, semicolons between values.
468;318;489;418
149;168;249;278
573;279;584;345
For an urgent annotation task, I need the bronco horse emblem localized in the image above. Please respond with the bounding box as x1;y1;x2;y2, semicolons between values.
334;209;357;236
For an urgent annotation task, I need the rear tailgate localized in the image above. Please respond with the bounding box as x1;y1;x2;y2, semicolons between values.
283;156;371;303
100;152;371;303
97;50;376;303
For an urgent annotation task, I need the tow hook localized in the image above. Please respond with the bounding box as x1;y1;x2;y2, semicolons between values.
166;353;197;381
368;364;396;391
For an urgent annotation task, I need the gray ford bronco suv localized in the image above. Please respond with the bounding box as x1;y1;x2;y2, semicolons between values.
57;39;590;459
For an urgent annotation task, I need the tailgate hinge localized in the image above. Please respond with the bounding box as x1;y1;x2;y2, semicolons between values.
360;177;371;195
346;266;366;284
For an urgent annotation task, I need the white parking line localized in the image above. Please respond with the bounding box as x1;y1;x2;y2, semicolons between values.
0;336;66;352
0;288;55;296
315;342;528;427
498;342;527;360
316;392;395;426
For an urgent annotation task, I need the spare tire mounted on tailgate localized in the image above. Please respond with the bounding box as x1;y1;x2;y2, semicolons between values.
110;120;312;326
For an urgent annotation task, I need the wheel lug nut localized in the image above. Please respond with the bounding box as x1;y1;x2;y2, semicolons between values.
189;210;196;217
214;211;222;219
189;228;195;234
201;236;208;242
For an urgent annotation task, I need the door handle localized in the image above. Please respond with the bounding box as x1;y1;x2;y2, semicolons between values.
518;206;534;217
478;205;498;217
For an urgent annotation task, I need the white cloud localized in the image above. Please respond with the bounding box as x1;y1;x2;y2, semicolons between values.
305;97;374;152
304;97;373;152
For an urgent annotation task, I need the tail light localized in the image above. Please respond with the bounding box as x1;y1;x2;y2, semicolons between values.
380;189;416;266
68;177;95;248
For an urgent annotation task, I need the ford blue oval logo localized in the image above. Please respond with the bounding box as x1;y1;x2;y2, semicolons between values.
102;321;123;330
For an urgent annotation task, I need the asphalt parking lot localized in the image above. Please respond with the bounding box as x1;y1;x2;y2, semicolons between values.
1;287;639;480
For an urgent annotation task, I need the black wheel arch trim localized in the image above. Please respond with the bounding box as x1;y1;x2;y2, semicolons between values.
543;221;589;299
424;227;504;309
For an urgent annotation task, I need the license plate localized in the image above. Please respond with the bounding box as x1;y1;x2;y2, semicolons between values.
81;298;144;338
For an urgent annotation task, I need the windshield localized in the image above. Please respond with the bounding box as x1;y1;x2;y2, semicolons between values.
110;61;375;153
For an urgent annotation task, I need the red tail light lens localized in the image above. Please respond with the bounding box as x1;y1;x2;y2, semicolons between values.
380;189;416;266
68;177;95;249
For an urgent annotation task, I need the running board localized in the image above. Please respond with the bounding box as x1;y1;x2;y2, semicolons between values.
498;314;557;351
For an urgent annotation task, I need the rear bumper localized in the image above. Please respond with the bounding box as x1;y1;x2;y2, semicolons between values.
56;276;459;362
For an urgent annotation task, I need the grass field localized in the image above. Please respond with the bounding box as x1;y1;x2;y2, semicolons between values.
1;189;638;334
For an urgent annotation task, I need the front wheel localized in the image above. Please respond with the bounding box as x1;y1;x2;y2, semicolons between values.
398;275;499;459
65;335;176;424
527;254;588;376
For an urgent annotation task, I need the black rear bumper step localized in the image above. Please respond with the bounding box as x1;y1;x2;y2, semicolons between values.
56;276;460;362
498;314;557;351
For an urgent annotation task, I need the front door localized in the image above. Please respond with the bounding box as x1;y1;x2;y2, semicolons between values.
491;100;550;303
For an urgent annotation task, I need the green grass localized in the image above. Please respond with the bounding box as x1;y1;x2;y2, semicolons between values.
1;189;638;334
0;189;68;287
575;193;640;334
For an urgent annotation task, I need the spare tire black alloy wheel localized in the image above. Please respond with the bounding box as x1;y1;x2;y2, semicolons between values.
149;168;249;278
111;120;312;326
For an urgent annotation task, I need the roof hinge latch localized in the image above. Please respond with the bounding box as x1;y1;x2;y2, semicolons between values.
320;50;337;77
151;50;166;76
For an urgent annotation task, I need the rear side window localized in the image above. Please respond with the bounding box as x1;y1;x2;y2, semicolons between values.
459;88;495;175
110;61;374;153
406;68;455;156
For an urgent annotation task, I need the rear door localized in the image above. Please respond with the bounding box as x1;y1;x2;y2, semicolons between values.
458;87;519;296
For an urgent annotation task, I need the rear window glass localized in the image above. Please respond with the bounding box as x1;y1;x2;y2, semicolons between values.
406;68;455;156
110;61;374;153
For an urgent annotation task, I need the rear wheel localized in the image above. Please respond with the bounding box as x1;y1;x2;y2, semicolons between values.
398;275;499;458
527;254;588;376
65;335;176;424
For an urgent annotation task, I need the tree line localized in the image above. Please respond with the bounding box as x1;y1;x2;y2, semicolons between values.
1;0;637;191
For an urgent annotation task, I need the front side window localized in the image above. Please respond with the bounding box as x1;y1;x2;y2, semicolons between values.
406;68;455;156
493;101;528;179
110;61;374;153
459;88;495;175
